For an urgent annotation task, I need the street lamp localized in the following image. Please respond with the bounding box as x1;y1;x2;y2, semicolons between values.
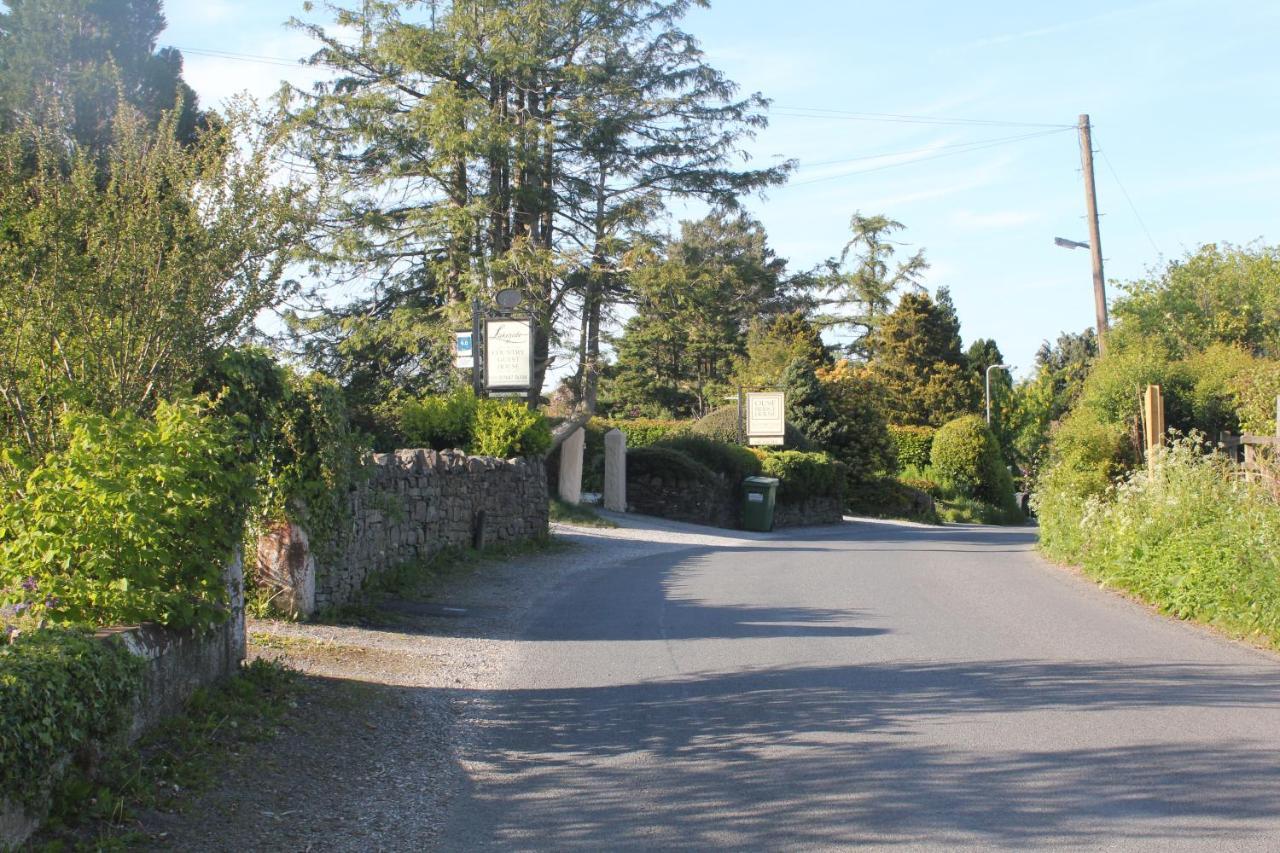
985;364;1014;426
1054;237;1090;250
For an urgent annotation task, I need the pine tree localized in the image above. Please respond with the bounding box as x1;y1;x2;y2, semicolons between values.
867;290;971;426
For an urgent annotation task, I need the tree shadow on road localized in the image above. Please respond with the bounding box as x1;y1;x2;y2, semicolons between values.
447;658;1280;848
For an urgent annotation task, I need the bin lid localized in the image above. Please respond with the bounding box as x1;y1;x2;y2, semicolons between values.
743;476;780;487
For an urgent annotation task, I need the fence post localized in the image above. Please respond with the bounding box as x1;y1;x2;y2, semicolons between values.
1143;384;1165;469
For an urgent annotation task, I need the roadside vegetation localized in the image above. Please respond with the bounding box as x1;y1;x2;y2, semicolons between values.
1033;243;1280;647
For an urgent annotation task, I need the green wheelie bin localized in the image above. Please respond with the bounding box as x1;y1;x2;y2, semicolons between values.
741;476;780;531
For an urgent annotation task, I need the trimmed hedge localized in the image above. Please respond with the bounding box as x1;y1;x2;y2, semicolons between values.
930;415;1015;507
760;450;846;502
691;404;814;450
626;445;717;485
654;436;762;482
888;425;936;469
0;628;142;808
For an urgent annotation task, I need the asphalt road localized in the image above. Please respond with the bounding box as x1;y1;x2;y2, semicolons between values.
439;518;1280;851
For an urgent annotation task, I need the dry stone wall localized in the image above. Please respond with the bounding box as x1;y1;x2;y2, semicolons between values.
260;450;549;615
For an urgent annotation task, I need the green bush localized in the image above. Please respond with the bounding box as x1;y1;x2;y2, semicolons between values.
759;450;846;502
654;436;762;482
399;386;478;451
691;404;814;450
597;417;692;448
889;425;936;469
0;628;143;808
626;445;717;485
930;415;1016;508
1059;438;1280;646
471;398;552;458
0;400;251;629
900;476;943;499
1034;410;1133;560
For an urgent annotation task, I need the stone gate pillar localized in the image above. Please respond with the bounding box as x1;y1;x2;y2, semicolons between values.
558;426;585;504
604;428;626;512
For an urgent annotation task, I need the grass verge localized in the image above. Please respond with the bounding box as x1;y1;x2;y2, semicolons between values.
35;658;300;851
549;499;618;528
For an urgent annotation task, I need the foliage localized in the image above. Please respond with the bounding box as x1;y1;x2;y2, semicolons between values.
735;311;832;388
888;425;936;470
654;436;762;483
930;415;1016;509
865;289;971;426
759;450;846;503
1112;243;1280;359
0;0;205;154
549;499;618;529
691;404;814;451
820;213;929;359
471;398;553;458
783;357;844;449
400;386;479;451
610;211;797;416
1006;329;1097;472
0;400;251;629
815;359;899;482
846;477;938;523
1049;438;1280;647
287;0;786;407
0;102;310;457
595;418;692;449
626;445;717;486
45;657;298;840
0;628;142;808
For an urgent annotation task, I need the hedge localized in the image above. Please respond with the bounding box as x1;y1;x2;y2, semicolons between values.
759;450;846;502
626;445;717;485
930;415;1016;507
888;425;936;470
654;436;762;483
691;404;814;450
400;389;551;458
0;628;142;808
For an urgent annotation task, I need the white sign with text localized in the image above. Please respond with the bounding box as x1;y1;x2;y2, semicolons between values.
485;319;533;390
746;392;786;445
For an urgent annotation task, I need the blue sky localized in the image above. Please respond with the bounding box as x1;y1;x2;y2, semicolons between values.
163;0;1280;378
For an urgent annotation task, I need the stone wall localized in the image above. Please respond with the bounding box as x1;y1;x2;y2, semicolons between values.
772;496;845;529
259;450;549;616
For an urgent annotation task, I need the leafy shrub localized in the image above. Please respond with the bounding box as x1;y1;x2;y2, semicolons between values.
472;398;552;458
900;476;942;499
1061;438;1280;646
0;628;143;808
759;450;846;502
626;446;717;485
0;400;251;629
691;404;813;450
888;425;936;469
399;386;479;451
597;417;692;448
1034;411;1133;560
930;415;1015;507
655;436;762;482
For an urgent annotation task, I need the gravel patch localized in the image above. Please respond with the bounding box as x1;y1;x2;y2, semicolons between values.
132;517;733;852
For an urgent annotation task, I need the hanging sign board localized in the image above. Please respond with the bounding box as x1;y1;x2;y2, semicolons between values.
485;318;534;391
746;392;786;446
454;331;474;369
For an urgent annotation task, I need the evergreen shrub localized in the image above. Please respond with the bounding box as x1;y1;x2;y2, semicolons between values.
759;450;846;502
930;415;1016;508
888;425;936;470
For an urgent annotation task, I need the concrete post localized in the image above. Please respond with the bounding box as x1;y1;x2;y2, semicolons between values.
604;428;626;512
558;426;585;504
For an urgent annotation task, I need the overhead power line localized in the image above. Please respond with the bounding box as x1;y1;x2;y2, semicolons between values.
168;45;306;69
1098;147;1163;257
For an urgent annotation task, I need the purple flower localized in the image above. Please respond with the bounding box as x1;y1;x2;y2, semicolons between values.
43;596;60;610
20;577;37;592
13;602;29;614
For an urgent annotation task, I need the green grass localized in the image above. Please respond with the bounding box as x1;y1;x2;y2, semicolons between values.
36;658;300;850
895;463;1025;526
549;498;618;528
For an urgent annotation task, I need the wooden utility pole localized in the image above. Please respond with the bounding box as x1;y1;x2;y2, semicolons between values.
1078;114;1109;354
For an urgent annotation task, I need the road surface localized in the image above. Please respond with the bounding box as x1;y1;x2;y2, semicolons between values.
440;516;1280;851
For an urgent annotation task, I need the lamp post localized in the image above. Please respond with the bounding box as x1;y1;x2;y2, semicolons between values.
985;364;1013;426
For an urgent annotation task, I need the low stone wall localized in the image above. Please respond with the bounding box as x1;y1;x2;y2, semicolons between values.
1;558;246;849
258;449;549;616
773;496;845;528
